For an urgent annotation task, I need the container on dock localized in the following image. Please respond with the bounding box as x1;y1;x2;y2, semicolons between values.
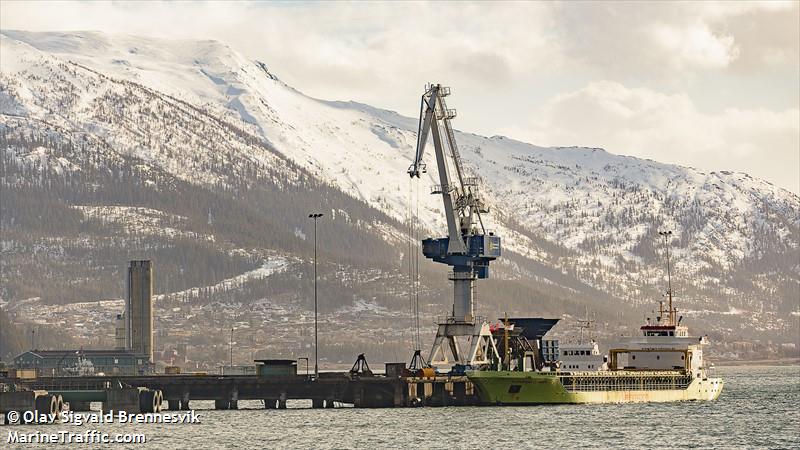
9;369;37;380
255;359;297;377
385;363;406;378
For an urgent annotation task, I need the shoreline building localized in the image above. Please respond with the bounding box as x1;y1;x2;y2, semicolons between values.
14;349;151;376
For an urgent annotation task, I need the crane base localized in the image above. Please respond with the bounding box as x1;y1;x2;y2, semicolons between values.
428;320;500;368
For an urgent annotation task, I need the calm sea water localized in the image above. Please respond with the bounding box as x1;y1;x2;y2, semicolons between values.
5;366;799;449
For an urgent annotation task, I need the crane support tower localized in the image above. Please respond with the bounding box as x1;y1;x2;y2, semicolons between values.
408;84;502;368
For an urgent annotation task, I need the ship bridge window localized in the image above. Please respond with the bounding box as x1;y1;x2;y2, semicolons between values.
646;331;669;336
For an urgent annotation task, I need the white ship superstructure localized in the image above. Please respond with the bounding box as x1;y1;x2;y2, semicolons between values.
610;302;713;382
559;340;604;371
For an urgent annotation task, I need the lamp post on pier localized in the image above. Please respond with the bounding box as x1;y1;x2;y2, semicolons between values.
308;212;324;378
229;327;234;373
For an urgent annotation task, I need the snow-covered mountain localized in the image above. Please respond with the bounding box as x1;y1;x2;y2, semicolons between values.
1;31;798;362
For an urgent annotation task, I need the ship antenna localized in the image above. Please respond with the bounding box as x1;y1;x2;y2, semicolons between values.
578;307;594;343
659;230;674;325
503;312;510;370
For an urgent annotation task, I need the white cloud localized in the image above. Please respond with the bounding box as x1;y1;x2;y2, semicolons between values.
0;1;797;192
511;81;799;193
554;1;797;77
650;22;739;70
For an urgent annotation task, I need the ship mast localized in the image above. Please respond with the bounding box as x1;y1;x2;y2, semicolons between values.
659;230;675;325
577;306;595;343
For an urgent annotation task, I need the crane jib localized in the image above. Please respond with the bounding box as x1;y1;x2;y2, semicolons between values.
407;83;501;328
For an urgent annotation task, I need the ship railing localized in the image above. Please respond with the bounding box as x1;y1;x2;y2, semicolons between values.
559;372;692;392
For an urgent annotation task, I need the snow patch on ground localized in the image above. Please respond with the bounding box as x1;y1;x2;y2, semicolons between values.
155;258;289;303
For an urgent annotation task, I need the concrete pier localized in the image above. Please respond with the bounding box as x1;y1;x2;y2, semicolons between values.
278;393;287;409
166;391;190;410
1;391;44;424
0;391;64;424
70;401;93;412
214;399;228;410
9;373;482;409
105;388;141;413
101;388;162;413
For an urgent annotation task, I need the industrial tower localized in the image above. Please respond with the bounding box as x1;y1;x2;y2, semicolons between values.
127;260;154;363
408;84;502;368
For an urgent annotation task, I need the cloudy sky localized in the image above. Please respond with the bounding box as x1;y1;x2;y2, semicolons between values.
2;1;798;193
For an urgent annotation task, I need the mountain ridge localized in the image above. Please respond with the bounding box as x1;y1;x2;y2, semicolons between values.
1;30;797;364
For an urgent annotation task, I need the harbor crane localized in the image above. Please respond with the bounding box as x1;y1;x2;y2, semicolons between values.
408;84;502;368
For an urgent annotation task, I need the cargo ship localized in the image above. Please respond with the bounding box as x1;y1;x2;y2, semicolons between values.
467;300;724;404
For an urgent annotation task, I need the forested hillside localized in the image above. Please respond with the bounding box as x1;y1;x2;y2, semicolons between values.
1;31;797;366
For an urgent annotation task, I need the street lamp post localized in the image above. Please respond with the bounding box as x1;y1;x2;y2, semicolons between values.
308;213;324;378
229;327;234;373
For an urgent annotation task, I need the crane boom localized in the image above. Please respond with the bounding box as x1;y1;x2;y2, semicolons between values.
408;84;491;253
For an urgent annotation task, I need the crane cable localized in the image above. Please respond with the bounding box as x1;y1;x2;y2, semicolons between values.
414;179;421;352
407;176;422;353
407;177;415;352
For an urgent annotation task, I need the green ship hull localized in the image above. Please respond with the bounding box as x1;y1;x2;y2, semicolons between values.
467;370;724;404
